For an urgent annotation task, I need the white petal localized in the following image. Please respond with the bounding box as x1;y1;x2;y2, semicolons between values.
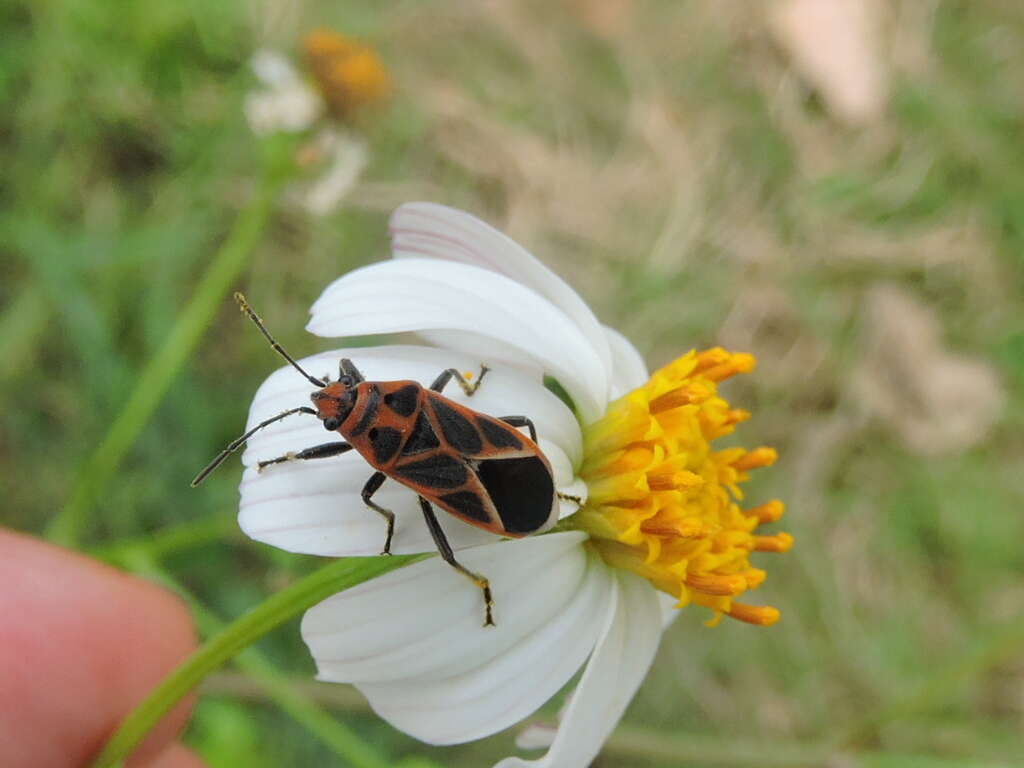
389;202;612;379
304;131;368;215
556;477;588;521
244;51;322;135
244;86;323;135
302;532;614;744
604;325;649;398
658;591;681;629
238;346;582;556
495;572;663;768
307;259;608;423
415;329;545;382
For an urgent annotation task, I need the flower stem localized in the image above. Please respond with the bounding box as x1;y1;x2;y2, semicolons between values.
120;547;403;768
90;515;239;564
90;553;427;768
47;138;294;547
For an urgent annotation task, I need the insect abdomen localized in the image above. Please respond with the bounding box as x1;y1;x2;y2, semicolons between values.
345;382;558;537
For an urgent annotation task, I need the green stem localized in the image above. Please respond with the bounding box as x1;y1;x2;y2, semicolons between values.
90;515;238;564
90;553;427;768
120;548;404;768
0;285;49;386
48;148;290;547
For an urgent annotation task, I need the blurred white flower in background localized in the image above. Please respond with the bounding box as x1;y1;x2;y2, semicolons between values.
245;49;324;135
243;30;389;213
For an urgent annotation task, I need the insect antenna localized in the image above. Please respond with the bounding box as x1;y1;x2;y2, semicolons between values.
234;292;327;387
191;406;318;486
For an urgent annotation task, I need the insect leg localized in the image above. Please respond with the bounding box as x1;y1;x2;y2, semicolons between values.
429;364;490;396
192;406;318;486
257;441;353;472
418;496;495;627
362;471;395;555
497;415;537;442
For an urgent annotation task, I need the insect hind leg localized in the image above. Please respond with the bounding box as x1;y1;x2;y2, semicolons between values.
497;415;537;442
257;441;353;472
362;471;395;555
429;365;490;396
418;496;495;627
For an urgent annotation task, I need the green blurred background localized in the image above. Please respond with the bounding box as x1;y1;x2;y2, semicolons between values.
3;1;1024;766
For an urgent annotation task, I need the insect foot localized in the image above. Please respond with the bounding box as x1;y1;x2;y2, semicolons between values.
462;364;490;396
478;578;495;627
257;451;297;472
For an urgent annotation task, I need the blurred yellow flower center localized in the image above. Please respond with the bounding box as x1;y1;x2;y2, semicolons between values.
304;29;391;117
576;348;791;626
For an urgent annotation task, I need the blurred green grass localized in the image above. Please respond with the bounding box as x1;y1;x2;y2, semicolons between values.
3;1;1024;766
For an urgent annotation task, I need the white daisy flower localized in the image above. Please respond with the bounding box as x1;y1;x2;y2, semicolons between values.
245;49;324;136
243;31;389;214
238;203;790;766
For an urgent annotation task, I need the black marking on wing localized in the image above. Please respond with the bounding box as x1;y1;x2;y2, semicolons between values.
477;415;524;449
439;491;491;524
384;384;420;417
368;426;403;465
395;453;468;489
404;412;440;454
476;456;554;534
350;385;380;436
430;397;483;454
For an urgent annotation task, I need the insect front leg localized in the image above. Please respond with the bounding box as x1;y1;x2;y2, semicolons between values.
430;365;490;396
497;415;537;442
418;496;495;627
257;441;353;472
362;471;395;555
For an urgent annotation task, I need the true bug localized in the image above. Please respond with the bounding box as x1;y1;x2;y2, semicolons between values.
193;293;561;626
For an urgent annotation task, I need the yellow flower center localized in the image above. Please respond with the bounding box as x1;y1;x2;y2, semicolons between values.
304;29;391;118
575;348;791;626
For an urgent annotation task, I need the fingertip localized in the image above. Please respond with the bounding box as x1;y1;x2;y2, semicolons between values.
0;529;200;768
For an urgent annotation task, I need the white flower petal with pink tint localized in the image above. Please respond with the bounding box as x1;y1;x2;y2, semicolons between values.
604;326;649;398
496;572;662;768
308;259;608;422
304;533;616;744
389;203;613;378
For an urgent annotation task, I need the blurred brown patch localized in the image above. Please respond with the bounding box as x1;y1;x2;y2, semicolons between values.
852;284;1004;455
718;279;828;396
768;0;888;126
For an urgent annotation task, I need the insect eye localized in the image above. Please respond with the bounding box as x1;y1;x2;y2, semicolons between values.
323;417;341;431
338;376;353;388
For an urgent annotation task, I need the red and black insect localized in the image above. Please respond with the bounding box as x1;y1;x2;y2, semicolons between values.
193;293;561;626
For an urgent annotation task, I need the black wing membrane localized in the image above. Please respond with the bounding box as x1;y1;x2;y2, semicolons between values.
475;455;554;534
429;396;484;454
404;412;441;454
476;415;524;449
383;384;420;417
438;490;492;524
395;453;469;489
